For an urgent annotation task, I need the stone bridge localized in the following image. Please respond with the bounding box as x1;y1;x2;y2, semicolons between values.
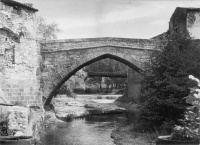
40;37;157;107
1;0;199;109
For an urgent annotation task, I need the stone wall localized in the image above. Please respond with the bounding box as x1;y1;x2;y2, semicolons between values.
0;105;44;142
0;39;42;106
7;106;30;136
0;4;42;106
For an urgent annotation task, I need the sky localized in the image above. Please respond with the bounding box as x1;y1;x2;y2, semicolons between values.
17;0;200;39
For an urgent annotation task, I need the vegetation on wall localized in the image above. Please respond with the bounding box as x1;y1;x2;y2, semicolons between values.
36;16;61;40
138;32;200;132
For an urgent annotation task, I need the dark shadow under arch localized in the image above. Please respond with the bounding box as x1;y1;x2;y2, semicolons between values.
44;54;143;107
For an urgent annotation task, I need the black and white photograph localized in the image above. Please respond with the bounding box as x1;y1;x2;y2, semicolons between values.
0;0;200;145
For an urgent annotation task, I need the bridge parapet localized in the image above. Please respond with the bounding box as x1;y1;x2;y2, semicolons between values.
40;37;158;52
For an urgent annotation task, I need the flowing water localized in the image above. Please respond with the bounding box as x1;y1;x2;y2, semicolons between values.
1;96;126;145
41;113;127;145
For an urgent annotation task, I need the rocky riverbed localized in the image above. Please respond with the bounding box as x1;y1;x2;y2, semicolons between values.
51;95;125;121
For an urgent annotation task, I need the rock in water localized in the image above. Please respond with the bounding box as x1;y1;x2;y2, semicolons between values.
14;131;24;136
66;102;84;107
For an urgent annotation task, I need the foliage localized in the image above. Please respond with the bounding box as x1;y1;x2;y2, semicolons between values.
36;16;61;40
58;69;87;98
85;58;127;92
0;108;9;136
86;58;127;74
97;96;103;99
139;32;200;132
183;75;200;138
172;75;200;140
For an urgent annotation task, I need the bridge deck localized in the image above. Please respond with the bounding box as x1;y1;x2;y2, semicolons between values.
87;71;127;78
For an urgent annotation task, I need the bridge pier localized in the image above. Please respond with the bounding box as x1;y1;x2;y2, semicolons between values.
127;68;142;103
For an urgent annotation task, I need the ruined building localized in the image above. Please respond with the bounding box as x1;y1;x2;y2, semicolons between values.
169;7;200;38
152;7;200;40
0;0;42;106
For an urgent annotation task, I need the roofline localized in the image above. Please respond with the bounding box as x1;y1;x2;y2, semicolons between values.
170;7;200;20
0;0;38;12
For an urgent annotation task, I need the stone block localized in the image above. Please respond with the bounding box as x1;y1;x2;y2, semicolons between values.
30;96;34;100
20;96;24;101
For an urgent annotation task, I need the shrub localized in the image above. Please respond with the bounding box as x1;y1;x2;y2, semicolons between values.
139;32;200;132
97;96;102;99
0;108;10;136
173;75;200;140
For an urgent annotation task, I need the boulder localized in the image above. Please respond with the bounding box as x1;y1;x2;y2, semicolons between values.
14;131;24;136
53;98;88;120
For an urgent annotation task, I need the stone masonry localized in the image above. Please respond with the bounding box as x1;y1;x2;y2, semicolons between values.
0;1;42;106
40;38;158;106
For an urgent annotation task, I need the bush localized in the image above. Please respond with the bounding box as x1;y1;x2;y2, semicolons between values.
0;108;10;136
173;75;200;140
139;32;200;132
97;96;102;99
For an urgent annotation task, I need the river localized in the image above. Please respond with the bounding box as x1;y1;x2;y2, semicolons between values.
40;95;126;145
1;95;126;145
41;113;126;145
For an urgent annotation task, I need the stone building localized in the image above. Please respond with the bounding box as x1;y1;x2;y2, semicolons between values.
0;0;42;106
169;7;200;38
152;7;200;40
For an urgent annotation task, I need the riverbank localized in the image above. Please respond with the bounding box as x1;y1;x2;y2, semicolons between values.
111;101;158;145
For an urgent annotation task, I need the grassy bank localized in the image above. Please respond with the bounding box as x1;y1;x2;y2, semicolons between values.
112;101;160;145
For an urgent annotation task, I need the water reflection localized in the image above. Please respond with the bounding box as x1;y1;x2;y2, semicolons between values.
41;113;126;145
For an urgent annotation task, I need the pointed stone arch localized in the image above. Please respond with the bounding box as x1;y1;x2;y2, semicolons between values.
42;50;146;107
41;38;156;108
